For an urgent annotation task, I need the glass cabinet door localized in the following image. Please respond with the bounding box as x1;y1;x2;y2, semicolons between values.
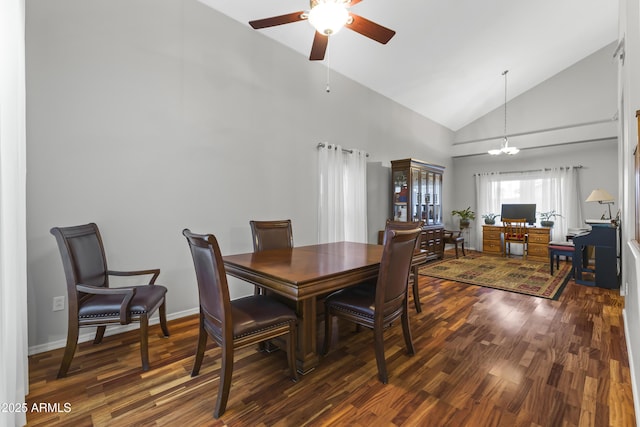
426;172;434;224
412;167;425;222
433;173;442;224
392;169;408;221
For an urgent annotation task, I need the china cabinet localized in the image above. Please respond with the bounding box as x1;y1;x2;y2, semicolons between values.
390;158;445;260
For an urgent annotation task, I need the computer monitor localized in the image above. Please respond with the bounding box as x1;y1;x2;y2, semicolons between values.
500;204;537;225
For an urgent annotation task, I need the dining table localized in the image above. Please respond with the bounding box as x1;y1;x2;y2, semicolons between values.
222;241;427;374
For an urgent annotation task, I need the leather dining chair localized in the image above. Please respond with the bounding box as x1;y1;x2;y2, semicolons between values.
249;219;294;295
322;227;422;384
503;218;528;259
183;229;298;419
443;230;466;258
50;223;169;378
383;219;424;312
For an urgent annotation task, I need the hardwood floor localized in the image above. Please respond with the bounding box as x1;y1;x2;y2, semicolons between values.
26;254;636;426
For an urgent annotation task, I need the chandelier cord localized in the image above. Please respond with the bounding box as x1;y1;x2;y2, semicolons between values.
503;69;508;144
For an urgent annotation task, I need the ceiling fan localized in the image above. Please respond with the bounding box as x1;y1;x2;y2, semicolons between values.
249;0;396;61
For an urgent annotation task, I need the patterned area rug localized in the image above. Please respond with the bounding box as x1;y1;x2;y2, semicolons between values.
419;255;572;299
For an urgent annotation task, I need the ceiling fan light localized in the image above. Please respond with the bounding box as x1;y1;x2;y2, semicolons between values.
502;146;519;155
308;1;349;35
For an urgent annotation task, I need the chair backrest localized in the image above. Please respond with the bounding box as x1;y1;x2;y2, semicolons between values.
502;218;527;241
50;223;110;307
384;220;424;250
182;229;231;339
249;220;294;252
375;227;422;315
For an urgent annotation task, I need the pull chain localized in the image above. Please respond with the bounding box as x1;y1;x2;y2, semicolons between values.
326;44;331;93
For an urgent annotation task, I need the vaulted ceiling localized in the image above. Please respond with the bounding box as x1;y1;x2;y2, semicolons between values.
199;0;618;131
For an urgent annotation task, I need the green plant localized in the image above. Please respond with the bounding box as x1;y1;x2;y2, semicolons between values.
451;207;476;220
539;210;563;221
481;213;500;220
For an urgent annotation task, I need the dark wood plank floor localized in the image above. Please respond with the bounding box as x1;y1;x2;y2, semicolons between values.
26;253;635;426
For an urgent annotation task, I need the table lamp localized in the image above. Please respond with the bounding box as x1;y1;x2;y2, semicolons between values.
585;188;615;219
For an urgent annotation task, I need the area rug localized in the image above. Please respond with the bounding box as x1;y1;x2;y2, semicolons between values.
418;255;572;300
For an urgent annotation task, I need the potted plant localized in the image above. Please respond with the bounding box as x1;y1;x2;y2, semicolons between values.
539;210;563;227
451;207;476;229
482;213;500;225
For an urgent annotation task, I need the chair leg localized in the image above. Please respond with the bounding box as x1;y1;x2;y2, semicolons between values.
412;266;422;313
159;300;170;337
139;314;150;371
93;326;106;344
214;343;234;419
461;242;466;256
57;322;79;378
454;243;459;258
191;316;208;376
288;322;299;382
401;307;415;356
373;324;388;384
322;310;333;356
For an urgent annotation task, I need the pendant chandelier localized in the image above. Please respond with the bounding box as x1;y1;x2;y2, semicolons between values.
488;70;519;155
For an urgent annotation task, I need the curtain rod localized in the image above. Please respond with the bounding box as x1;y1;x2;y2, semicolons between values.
317;143;369;157
473;165;583;176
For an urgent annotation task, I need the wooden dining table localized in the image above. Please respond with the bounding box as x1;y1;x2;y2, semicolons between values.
223;241;426;374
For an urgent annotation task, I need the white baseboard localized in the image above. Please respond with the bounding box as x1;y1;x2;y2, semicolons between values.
28;307;199;356
623;308;640;426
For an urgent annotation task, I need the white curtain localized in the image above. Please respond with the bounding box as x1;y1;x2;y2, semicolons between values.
475;167;583;250
318;144;368;243
0;0;29;426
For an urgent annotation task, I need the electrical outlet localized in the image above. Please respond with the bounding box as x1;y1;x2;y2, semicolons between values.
52;296;65;312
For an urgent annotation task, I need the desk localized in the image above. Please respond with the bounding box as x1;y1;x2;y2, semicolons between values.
482;225;551;262
223;242;427;374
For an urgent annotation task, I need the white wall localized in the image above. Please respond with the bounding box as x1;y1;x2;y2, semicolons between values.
619;0;640;422
450;140;618;249
25;0;452;351
447;40;619;249
453;42;618;157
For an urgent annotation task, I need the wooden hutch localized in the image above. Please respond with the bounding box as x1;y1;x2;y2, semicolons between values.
389;158;445;261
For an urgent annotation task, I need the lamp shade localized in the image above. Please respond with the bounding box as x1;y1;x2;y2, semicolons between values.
585;188;614;203
308;1;349;35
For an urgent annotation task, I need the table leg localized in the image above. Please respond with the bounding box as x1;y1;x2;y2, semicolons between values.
295;297;319;374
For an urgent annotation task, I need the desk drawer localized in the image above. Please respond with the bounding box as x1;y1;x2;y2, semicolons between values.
483;241;503;253
484;229;502;240
528;232;550;244
527;243;548;258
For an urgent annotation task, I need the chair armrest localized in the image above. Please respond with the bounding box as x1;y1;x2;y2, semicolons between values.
444;230;461;237
108;268;160;284
76;284;136;324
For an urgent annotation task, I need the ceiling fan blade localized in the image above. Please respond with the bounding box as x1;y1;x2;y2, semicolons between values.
348;0;364;6
249;11;306;29
346;13;395;44
309;32;329;60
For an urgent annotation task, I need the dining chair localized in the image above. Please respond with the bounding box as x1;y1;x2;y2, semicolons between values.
443;230;466;258
322;227;422;384
249;219;294;295
182;229;298;419
50;223;169;378
502;218;528;259
383;219;424;312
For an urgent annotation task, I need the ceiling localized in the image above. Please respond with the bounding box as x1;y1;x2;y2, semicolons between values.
198;0;618;131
